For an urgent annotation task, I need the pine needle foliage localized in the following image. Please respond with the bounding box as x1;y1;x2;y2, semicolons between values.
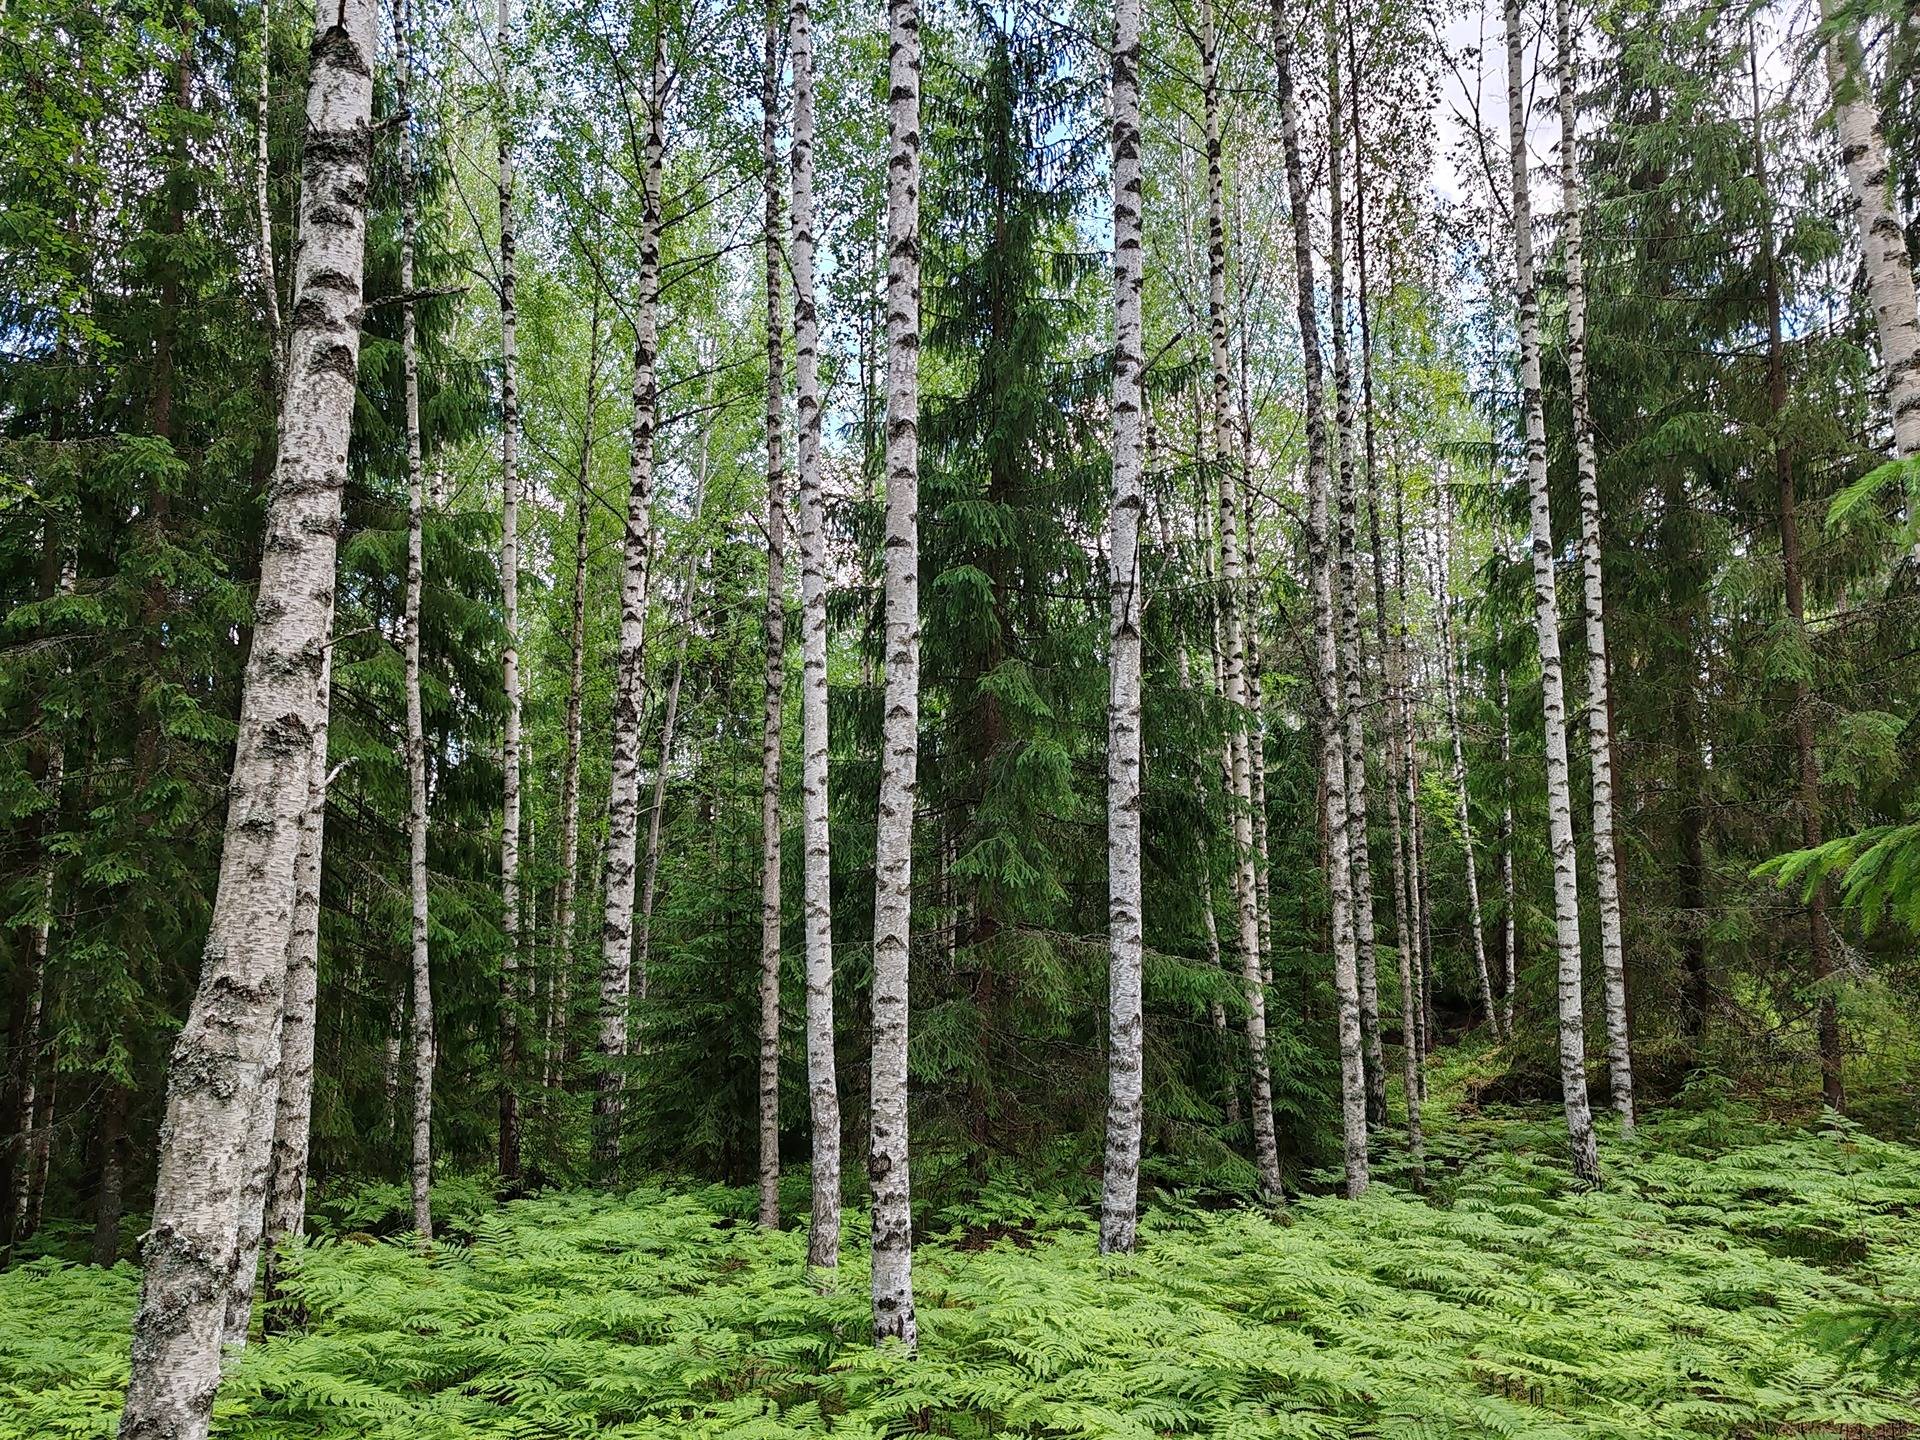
5;1105;1918;1439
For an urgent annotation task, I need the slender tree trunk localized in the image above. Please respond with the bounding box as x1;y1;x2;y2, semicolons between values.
1099;0;1146;1256
495;0;524;1189
117;1;374;1429
1349;83;1420;1164
1822;0;1920;470
1207;0;1286;1202
1395;481;1429;1086
1272;0;1367;1197
789;0;841;1271
1431;485;1500;1035
870;0;922;1346
1498;659;1518;1033
1555;0;1632;1130
1504;0;1600;1187
254;662;333;1331
254;0;282;386
757;5;787;1232
550;294;602;1088
1753;34;1844;1112
395;18;435;1239
1326;26;1387;1129
92;1081;129;1267
592;32;665;1178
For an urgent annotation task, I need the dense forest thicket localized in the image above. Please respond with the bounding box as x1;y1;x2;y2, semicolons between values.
3;0;1920;1430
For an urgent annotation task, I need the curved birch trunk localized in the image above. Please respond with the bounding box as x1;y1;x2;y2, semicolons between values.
495;0;524;1188
757;4;787;1231
1099;0;1146;1255
1504;0;1600;1187
789;0;841;1271
592;33;665;1178
870;0;922;1348
1272;0;1367;1197
1554;0;1632;1130
117;2;374;1430
1206;0;1285;1201
1326;30;1387;1129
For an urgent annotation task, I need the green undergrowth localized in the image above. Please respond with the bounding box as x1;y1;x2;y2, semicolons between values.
4;1098;1919;1438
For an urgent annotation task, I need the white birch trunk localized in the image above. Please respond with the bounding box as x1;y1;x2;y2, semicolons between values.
1430;486;1500;1036
395;24;434;1236
1504;0;1600;1186
757;7;787;1231
1206;0;1286;1201
118;2;373;1429
254;0;281;386
1098;0;1146;1255
1326;35;1387;1129
1555;0;1632;1130
1272;0;1367;1197
789;0;841;1272
870;0;922;1346
1822;0;1920;469
1498;658;1518;1035
549;295;602;1087
494;0;523;1187
592;33;665;1177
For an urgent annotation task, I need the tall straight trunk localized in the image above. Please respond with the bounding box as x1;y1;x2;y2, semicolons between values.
1272;0;1367;1197
1243;490;1275;983
1753;34;1844;1111
254;0;282;386
1431;486;1500;1035
1394;479;1429;1083
495;0;524;1188
1555;0;1632;1130
1822;0;1920;467
394;13;434;1239
1326;26;1387;1129
1350;61;1420;1161
91;1081;129;1267
789;0;840;1271
117;1;374;1430
254;638;333;1327
870;0;921;1347
1207;0;1285;1201
1498;659;1518;1033
8;544;72;1245
549;294;603;1087
1504;0;1600;1187
757;5;787;1232
1099;0;1146;1257
592;32;666;1178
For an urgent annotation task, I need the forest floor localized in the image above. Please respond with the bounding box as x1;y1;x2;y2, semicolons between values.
4;1063;1919;1439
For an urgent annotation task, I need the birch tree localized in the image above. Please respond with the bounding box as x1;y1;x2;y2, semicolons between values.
870;0;923;1347
495;0;525;1188
757;0;787;1232
1326;25;1387;1127
1431;482;1500;1035
1555;0;1632;1129
1205;0;1284;1201
789;0;841;1272
117;0;376;1429
592;30;666;1177
1272;0;1367;1197
1821;0;1920;468
1099;0;1146;1256
1504;0;1600;1186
